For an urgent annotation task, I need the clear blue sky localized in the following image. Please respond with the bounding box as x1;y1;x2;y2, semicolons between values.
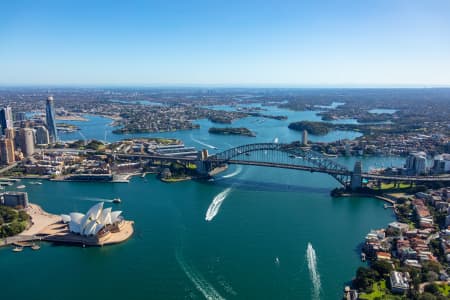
1;0;449;86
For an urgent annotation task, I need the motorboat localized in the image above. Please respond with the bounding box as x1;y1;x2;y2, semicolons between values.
112;198;122;204
17;185;26;189
275;257;280;265
12;247;23;252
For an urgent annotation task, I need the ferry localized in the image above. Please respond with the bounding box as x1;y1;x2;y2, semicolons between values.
112;198;122;204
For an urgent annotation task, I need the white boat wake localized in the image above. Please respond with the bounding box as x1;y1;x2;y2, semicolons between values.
306;242;321;300
191;134;217;149
205;188;232;221
217;275;237;296
176;249;225;300
81;197;113;203
221;166;242;179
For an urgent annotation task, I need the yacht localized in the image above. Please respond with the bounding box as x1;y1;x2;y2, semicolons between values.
12;247;23;252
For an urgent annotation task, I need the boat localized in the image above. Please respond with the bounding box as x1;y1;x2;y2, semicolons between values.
16;185;26;189
12;247;23;252
112;198;122;204
29;181;42;185
275;257;280;265
31;244;41;250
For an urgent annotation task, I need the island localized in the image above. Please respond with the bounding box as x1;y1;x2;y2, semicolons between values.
247;112;288;120
208;127;256;137
288;121;332;135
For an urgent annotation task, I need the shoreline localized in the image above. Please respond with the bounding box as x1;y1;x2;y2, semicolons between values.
335;192;396;205
1;203;61;247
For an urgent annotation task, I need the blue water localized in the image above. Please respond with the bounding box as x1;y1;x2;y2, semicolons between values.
58;104;363;150
368;109;397;114
0;103;402;299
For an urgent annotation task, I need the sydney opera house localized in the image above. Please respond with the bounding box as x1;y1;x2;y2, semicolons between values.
40;202;134;246
61;202;123;236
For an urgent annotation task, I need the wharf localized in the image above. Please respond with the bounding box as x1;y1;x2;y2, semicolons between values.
374;196;396;205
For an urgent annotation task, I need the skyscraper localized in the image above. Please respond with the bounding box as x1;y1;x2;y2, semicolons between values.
46;96;58;143
4;127;15;140
35;126;50;145
0;106;13;135
17;128;35;157
0;137;15;165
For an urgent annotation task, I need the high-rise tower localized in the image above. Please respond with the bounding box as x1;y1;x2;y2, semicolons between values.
0;106;13;135
45;96;58;143
35;126;50;145
302;129;308;146
0;137;15;165
17;128;35;157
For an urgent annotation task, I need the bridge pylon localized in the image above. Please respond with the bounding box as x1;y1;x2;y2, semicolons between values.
195;149;212;176
350;161;363;190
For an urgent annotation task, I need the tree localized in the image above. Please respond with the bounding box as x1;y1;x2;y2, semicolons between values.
424;271;439;283
385;227;401;237
419;292;437;300
371;260;393;277
424;283;440;295
353;267;379;292
422;261;441;275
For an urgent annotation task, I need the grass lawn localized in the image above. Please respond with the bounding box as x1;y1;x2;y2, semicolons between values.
373;183;414;190
359;280;403;300
438;283;450;296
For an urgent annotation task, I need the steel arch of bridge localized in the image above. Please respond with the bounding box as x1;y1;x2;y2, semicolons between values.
207;142;352;185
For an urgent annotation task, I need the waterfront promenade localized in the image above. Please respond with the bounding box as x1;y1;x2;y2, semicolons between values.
1;204;61;247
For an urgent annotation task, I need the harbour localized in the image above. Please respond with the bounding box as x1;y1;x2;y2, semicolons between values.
0;171;395;299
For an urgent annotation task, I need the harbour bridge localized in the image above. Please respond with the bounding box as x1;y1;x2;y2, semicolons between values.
118;142;450;189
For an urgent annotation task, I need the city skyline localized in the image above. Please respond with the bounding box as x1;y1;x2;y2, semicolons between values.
1;0;450;86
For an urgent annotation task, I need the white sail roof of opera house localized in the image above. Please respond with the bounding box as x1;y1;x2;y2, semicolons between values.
61;202;123;236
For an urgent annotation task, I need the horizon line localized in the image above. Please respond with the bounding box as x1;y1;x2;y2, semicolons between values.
1;83;450;89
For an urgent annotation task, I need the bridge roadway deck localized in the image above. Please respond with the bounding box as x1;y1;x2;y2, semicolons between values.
363;174;450;182
115;154;450;182
225;159;349;176
221;159;450;182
